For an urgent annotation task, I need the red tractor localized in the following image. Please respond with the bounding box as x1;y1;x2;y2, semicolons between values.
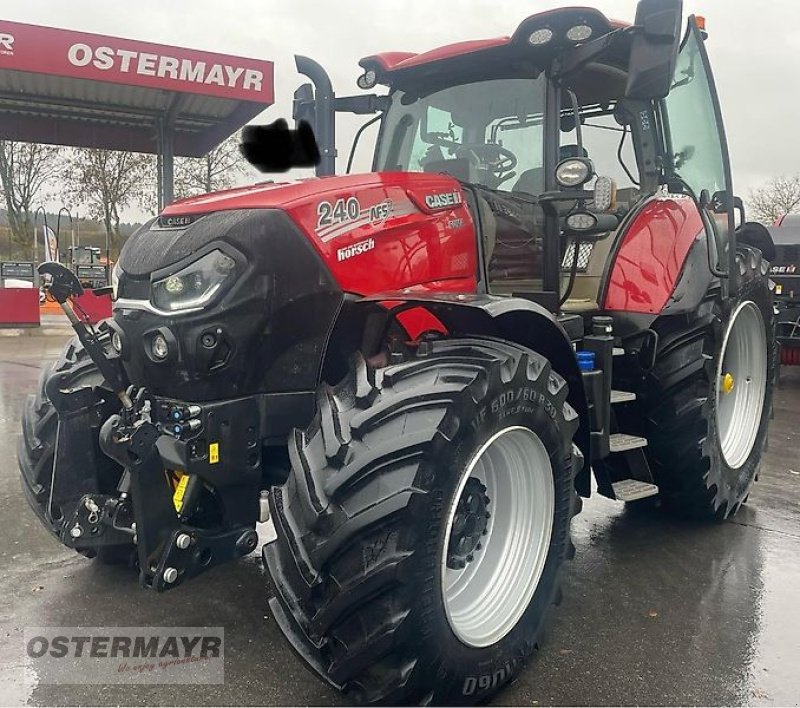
20;1;776;704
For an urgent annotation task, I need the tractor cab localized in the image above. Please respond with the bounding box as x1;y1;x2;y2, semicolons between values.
294;1;741;314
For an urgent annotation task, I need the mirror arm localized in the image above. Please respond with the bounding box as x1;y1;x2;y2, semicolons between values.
334;94;390;114
554;29;624;78
566;91;584;156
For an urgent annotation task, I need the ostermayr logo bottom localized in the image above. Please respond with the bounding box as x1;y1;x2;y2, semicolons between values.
24;627;224;684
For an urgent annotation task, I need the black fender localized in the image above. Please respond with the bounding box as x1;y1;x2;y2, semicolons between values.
323;292;591;491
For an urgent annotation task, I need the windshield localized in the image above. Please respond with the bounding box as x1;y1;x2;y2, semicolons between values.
376;77;547;194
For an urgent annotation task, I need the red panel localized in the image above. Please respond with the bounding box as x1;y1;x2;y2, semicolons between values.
389;38;511;70
359;52;417;72
781;346;800;366
0;20;274;103
164;172;479;296
361;8;625;75
74;290;112;325
603;197;705;314
0;289;40;326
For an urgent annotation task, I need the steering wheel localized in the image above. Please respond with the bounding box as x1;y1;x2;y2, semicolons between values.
455;143;517;176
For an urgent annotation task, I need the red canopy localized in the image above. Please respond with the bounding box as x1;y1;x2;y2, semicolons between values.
0;19;275;157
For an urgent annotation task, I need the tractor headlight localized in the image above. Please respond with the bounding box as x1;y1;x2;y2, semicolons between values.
357;69;377;89
555;158;594;188
565;212;598;231
151;249;237;313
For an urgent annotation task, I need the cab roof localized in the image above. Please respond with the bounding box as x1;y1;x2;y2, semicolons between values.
359;7;629;86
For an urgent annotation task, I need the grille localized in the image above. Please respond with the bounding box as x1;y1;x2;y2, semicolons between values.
562;242;594;272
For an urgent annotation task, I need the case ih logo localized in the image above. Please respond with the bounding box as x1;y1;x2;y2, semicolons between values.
158;214;198;229
0;32;14;56
67;42;264;92
771;264;797;274
424;190;463;210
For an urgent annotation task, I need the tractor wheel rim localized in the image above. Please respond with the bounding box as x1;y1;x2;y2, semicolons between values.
716;301;768;469
442;425;554;648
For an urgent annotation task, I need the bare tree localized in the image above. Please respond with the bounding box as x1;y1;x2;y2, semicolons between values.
175;134;245;198
748;174;800;224
63;148;154;251
0;140;62;255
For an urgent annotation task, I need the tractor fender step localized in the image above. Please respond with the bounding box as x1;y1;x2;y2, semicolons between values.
610;390;636;404
611;479;660;502
609;433;648;453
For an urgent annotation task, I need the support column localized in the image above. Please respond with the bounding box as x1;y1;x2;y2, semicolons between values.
156;118;174;210
157;95;182;210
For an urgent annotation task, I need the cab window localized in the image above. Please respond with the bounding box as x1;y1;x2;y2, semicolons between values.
662;27;728;197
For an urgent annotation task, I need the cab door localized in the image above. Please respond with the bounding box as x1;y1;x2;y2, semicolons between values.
661;16;737;286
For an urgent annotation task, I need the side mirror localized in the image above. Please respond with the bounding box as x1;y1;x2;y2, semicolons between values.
625;0;683;100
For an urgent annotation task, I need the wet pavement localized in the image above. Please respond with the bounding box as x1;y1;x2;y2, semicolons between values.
0;334;797;706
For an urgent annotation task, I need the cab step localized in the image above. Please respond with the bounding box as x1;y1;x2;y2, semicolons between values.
611;390;636;404
611;479;660;502
609;433;648;452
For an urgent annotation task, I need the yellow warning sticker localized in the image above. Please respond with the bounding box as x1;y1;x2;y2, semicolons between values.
173;474;189;512
209;442;219;464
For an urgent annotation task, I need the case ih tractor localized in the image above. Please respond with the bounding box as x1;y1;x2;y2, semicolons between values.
19;1;776;704
768;215;800;365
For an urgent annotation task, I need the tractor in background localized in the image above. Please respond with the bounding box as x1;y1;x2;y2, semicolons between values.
769;215;800;365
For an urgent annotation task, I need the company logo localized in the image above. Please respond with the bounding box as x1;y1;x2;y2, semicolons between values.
24;626;224;685
337;238;375;262
0;32;14;56
771;264;797;275
425;190;463;210
66;43;263;91
157;214;198;229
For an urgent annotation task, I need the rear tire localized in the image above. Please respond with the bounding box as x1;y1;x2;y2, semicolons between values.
265;337;580;705
638;248;776;519
18;335;133;564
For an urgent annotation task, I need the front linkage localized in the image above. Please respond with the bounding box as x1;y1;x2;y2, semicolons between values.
40;263;261;590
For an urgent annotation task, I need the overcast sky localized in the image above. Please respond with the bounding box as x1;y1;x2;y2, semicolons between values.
3;0;794;221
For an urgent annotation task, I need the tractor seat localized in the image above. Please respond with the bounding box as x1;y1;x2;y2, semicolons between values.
511;146;587;196
512;168;544;196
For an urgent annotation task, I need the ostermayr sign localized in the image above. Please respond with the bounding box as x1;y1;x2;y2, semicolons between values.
0;20;274;103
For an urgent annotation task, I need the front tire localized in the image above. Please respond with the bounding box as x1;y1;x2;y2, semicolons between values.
18;335;133;564
265;338;580;705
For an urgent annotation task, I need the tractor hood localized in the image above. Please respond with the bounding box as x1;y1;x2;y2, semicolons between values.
112;171;477;401
154;171;478;296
